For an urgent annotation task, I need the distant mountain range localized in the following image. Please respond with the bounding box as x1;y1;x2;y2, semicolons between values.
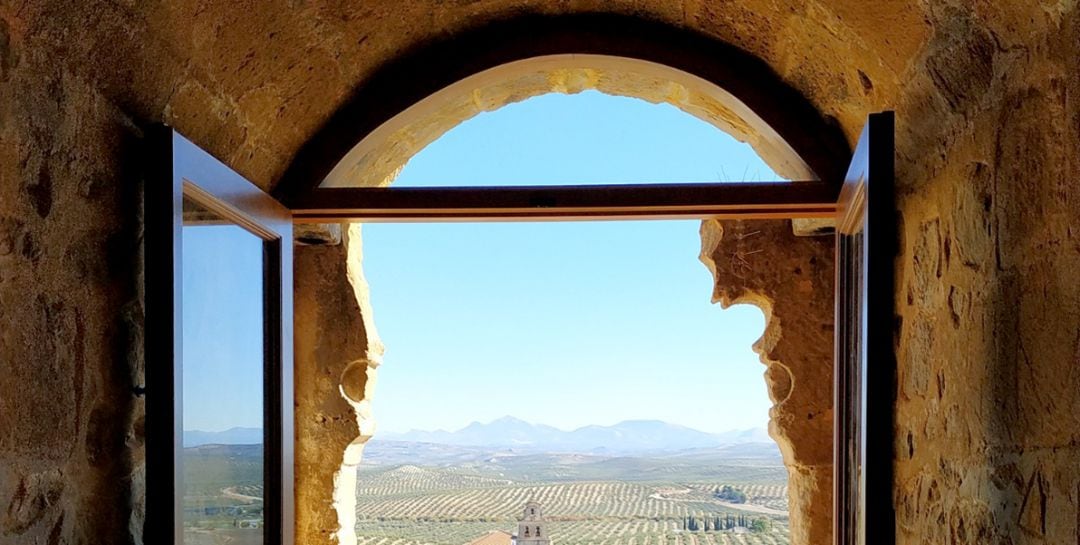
183;427;262;447
181;419;772;453
377;417;771;454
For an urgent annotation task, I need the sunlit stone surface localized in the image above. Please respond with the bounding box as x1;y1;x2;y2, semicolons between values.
0;2;1078;545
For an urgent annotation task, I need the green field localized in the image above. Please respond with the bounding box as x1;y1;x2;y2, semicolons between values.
354;443;789;545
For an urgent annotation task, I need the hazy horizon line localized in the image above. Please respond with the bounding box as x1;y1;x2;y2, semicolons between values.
182;416;769;436
380;415;768;436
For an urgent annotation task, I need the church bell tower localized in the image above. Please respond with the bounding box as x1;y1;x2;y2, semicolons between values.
516;502;549;545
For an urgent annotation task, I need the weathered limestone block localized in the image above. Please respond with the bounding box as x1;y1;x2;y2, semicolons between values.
295;224;383;545
700;219;834;545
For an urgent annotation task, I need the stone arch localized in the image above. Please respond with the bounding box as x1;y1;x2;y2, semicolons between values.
314;52;819;190
274;13;850;202
290;15;848;545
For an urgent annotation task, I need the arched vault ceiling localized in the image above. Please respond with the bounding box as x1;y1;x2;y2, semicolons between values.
5;0;948;190
10;1;1071;192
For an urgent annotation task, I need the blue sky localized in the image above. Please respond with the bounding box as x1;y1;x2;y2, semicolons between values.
183;224;265;432
362;91;777;434
180;90;779;436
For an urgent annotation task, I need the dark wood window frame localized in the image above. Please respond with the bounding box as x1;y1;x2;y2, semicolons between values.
288;181;839;223
834;112;896;545
145;127;295;545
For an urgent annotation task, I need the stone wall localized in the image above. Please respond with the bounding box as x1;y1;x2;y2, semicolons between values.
891;5;1080;543
295;225;383;545
1;2;1078;545
0;16;144;544
700;220;835;545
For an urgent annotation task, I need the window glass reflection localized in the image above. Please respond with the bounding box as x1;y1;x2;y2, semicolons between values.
182;196;265;545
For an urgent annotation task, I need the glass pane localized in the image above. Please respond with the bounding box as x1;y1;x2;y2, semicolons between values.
182;196;265;545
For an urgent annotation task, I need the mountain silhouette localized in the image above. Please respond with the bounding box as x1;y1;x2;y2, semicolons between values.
378;417;771;454
183;427;263;447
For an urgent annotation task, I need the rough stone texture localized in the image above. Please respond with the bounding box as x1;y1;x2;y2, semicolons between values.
890;5;1080;545
1;2;1079;545
0;13;145;544
319;54;818;189
295;225;383;545
700;220;835;545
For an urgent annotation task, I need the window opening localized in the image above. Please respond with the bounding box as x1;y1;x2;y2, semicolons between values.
349;93;792;545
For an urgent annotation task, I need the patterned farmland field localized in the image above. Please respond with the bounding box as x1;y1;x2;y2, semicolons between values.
355;518;791;545
683;484;788;512
354;465;789;545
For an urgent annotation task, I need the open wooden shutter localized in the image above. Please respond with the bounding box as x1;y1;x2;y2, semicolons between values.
834;112;896;545
145;127;295;545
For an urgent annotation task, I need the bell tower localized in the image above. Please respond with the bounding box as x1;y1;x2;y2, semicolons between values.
516;502;549;545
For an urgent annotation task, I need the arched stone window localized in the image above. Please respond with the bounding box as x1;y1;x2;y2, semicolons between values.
289;15;855;545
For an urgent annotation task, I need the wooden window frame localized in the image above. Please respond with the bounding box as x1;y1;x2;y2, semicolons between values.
290;181;838;223
834;112;896;545
145;127;295;545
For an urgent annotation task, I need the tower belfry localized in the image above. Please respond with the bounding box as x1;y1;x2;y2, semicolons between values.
516;502;550;545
